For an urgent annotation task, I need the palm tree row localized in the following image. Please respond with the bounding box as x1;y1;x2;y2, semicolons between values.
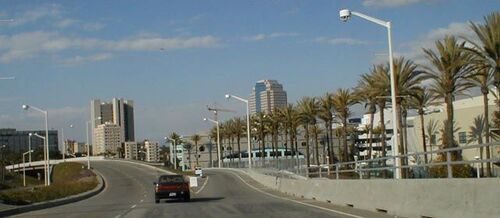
198;12;498;176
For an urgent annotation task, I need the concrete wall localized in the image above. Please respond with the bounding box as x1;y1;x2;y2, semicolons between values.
245;170;500;218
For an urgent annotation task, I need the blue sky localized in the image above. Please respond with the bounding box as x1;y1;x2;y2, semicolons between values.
0;0;498;144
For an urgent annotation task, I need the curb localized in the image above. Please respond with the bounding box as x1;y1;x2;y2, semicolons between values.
0;169;106;217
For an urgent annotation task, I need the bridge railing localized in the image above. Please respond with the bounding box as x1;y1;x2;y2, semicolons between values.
223;142;500;179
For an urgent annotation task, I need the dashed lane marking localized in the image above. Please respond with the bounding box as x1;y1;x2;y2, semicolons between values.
130;204;137;209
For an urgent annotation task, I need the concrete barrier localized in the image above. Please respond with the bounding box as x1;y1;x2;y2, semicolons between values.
0;170;106;217
242;170;500;218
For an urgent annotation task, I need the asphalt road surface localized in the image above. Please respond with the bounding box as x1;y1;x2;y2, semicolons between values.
12;160;392;218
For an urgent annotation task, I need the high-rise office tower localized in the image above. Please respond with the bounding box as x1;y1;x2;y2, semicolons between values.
91;98;135;146
249;80;287;114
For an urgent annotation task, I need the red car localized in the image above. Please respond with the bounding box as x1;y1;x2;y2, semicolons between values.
154;175;190;203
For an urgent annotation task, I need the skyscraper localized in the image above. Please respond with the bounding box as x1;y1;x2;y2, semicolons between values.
91;98;135;146
249;80;287;114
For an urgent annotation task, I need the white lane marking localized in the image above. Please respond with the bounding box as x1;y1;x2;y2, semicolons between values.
140;199;144;203
114;215;121;218
228;171;366;218
194;176;209;194
130;204;137;209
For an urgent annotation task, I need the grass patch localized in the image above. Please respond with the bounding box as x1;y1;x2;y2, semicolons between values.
0;162;98;205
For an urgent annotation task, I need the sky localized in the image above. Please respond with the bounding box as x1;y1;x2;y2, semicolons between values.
0;0;498;144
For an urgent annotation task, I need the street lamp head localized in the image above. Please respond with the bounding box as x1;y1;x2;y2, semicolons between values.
69;124;74;128
164;136;168;140
22;104;29;110
225;94;231;99
28;133;33;136
203;118;208;121
97;116;102;120
339;9;351;22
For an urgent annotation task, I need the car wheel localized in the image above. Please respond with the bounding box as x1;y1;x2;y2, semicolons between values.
155;199;160;204
184;193;190;202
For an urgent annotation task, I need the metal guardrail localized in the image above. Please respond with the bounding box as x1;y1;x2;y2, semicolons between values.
223;142;500;179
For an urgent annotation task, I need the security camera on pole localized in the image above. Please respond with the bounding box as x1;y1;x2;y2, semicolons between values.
339;9;401;179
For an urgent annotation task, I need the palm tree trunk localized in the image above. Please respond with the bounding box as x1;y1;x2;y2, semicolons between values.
445;94;455;149
284;129;289;159
237;136;241;162
419;113;428;164
379;104;387;178
314;127;320;166
195;142;199;167
483;91;491;177
304;125;310;167
342;118;348;162
329;123;335;163
368;110;375;160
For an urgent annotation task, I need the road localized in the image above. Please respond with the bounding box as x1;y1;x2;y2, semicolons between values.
13;160;391;218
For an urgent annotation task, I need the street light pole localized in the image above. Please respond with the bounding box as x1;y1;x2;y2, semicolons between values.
22;104;51;185
22;150;33;187
204;118;221;168
32;133;47;185
339;9;401;179
225;94;252;169
28;133;32;163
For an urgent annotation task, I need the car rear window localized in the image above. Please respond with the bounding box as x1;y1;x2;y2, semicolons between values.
159;175;184;184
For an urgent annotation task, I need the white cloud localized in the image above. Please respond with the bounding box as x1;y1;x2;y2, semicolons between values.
55;18;77;28
0;32;219;63
363;0;428;8
83;22;105;31
243;32;298;41
399;22;476;65
8;4;61;26
315;37;368;45
61;53;113;65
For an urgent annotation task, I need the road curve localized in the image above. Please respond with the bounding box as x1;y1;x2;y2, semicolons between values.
13;160;390;218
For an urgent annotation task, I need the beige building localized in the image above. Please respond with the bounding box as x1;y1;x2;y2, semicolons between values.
408;94;498;162
145;140;160;162
94;122;122;155
124;141;138;160
249;80;287;114
69;141;86;155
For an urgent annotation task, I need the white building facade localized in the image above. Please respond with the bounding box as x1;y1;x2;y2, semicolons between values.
93;123;122;155
145;140;160;162
124;141;138;160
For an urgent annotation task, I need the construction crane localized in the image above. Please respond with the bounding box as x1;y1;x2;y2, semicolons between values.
207;105;236;122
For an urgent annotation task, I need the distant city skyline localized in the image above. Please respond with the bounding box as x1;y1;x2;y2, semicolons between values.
0;1;497;143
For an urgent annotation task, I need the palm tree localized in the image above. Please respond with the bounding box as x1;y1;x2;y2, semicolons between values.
267;109;281;159
424;36;474;149
318;93;335;164
251;112;268;159
463;12;499;177
280;104;301;161
331;88;358;162
354;73;378;161
184;142;193;169
310;125;323;166
190;134;202;167
426;119;440;162
468;115;486;175
410;86;434;164
297;96;319;167
232;117;245;161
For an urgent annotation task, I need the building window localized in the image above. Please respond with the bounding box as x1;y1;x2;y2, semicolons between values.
459;132;467;144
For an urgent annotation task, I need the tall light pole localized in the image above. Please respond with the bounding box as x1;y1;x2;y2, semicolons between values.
225;94;252;169
22;150;34;187
204;118;221;168
22;104;51;185
0;77;15;80
86;117;101;169
28;133;33;163
339;9;401;179
32;133;47;185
